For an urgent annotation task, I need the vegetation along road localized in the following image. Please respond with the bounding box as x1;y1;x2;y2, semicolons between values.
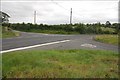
3;49;118;78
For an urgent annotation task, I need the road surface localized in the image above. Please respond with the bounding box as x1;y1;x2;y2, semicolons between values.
2;32;118;53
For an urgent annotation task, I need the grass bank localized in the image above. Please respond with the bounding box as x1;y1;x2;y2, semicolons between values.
3;49;118;78
94;35;118;45
29;29;79;34
2;27;20;38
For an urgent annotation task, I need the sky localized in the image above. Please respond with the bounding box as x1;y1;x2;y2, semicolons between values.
1;0;119;24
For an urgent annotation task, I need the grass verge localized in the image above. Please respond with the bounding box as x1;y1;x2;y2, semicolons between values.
94;35;118;45
2;31;20;38
29;29;79;34
2;27;20;38
2;49;118;78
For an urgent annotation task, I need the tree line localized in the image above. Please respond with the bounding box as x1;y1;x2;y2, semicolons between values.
2;22;119;34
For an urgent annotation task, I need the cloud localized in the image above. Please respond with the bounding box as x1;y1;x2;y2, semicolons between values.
1;1;118;24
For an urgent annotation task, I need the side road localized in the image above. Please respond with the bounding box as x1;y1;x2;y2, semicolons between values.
2;32;118;52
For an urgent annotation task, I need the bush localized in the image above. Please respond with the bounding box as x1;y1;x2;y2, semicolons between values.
9;23;118;34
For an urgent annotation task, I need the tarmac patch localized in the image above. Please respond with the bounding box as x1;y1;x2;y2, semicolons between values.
81;43;96;48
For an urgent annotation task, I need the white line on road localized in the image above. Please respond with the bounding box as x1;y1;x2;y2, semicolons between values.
1;40;70;53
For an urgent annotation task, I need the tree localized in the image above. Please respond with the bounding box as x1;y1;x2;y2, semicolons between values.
105;21;111;28
75;24;86;34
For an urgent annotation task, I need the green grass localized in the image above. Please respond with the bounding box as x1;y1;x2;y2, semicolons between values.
2;49;118;78
2;31;19;38
94;35;118;45
2;27;20;38
29;29;79;35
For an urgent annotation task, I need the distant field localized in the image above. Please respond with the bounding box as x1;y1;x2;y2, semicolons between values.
94;35;118;45
3;49;118;78
30;29;79;34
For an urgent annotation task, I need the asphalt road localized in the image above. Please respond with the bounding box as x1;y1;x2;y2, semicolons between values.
2;32;118;52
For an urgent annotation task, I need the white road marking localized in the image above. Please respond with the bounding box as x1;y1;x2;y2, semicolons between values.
1;40;70;53
81;43;96;48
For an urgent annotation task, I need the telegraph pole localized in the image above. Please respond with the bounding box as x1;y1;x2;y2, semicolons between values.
34;11;36;24
70;8;72;25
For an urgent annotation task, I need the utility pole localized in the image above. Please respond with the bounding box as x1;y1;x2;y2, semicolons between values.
70;8;72;25
34;11;36;24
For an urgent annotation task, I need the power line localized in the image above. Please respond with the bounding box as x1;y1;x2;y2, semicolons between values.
51;0;69;11
51;0;82;24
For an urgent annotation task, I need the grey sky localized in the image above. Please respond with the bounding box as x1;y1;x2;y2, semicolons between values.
1;0;118;24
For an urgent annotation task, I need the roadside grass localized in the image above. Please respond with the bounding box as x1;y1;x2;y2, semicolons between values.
2;27;20;38
2;49;118;78
30;29;79;34
2;31;19;38
94;35;118;45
